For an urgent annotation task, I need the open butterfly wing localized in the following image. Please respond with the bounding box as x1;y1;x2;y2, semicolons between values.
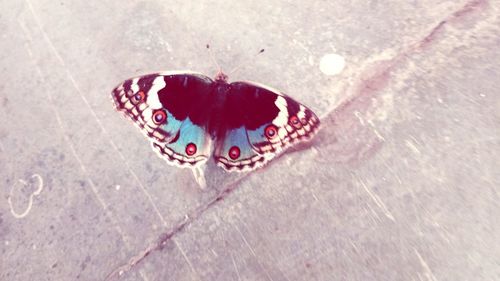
111;72;214;167
214;81;320;172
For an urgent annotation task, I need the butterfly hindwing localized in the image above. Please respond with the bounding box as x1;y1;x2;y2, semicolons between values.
213;82;320;172
214;126;267;172
152;117;212;166
112;71;214;168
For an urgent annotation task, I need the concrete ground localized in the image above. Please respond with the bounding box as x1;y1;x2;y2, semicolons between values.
1;0;499;280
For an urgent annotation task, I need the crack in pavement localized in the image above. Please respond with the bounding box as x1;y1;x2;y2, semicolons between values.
105;174;250;281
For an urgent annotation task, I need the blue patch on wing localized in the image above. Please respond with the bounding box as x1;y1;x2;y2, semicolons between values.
246;124;266;145
165;118;211;157
220;127;257;160
214;126;269;172
246;123;280;153
159;111;184;137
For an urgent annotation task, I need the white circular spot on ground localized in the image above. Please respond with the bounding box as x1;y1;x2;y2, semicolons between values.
319;53;346;75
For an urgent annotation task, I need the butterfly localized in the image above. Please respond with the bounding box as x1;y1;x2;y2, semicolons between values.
111;71;320;172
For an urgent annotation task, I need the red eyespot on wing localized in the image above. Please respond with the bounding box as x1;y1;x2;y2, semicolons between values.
185;143;197;156
289;116;302;129
264;125;278;139
152;110;167;125
228;146;240;160
132;91;146;104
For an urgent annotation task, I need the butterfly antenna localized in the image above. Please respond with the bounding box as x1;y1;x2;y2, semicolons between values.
228;48;265;77
206;44;222;73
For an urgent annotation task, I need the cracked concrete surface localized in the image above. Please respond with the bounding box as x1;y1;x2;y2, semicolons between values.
1;0;499;280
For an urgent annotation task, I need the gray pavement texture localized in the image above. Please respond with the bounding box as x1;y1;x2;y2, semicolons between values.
1;0;500;280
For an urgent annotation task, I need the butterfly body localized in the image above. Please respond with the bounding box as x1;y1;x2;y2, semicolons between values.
112;71;320;172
